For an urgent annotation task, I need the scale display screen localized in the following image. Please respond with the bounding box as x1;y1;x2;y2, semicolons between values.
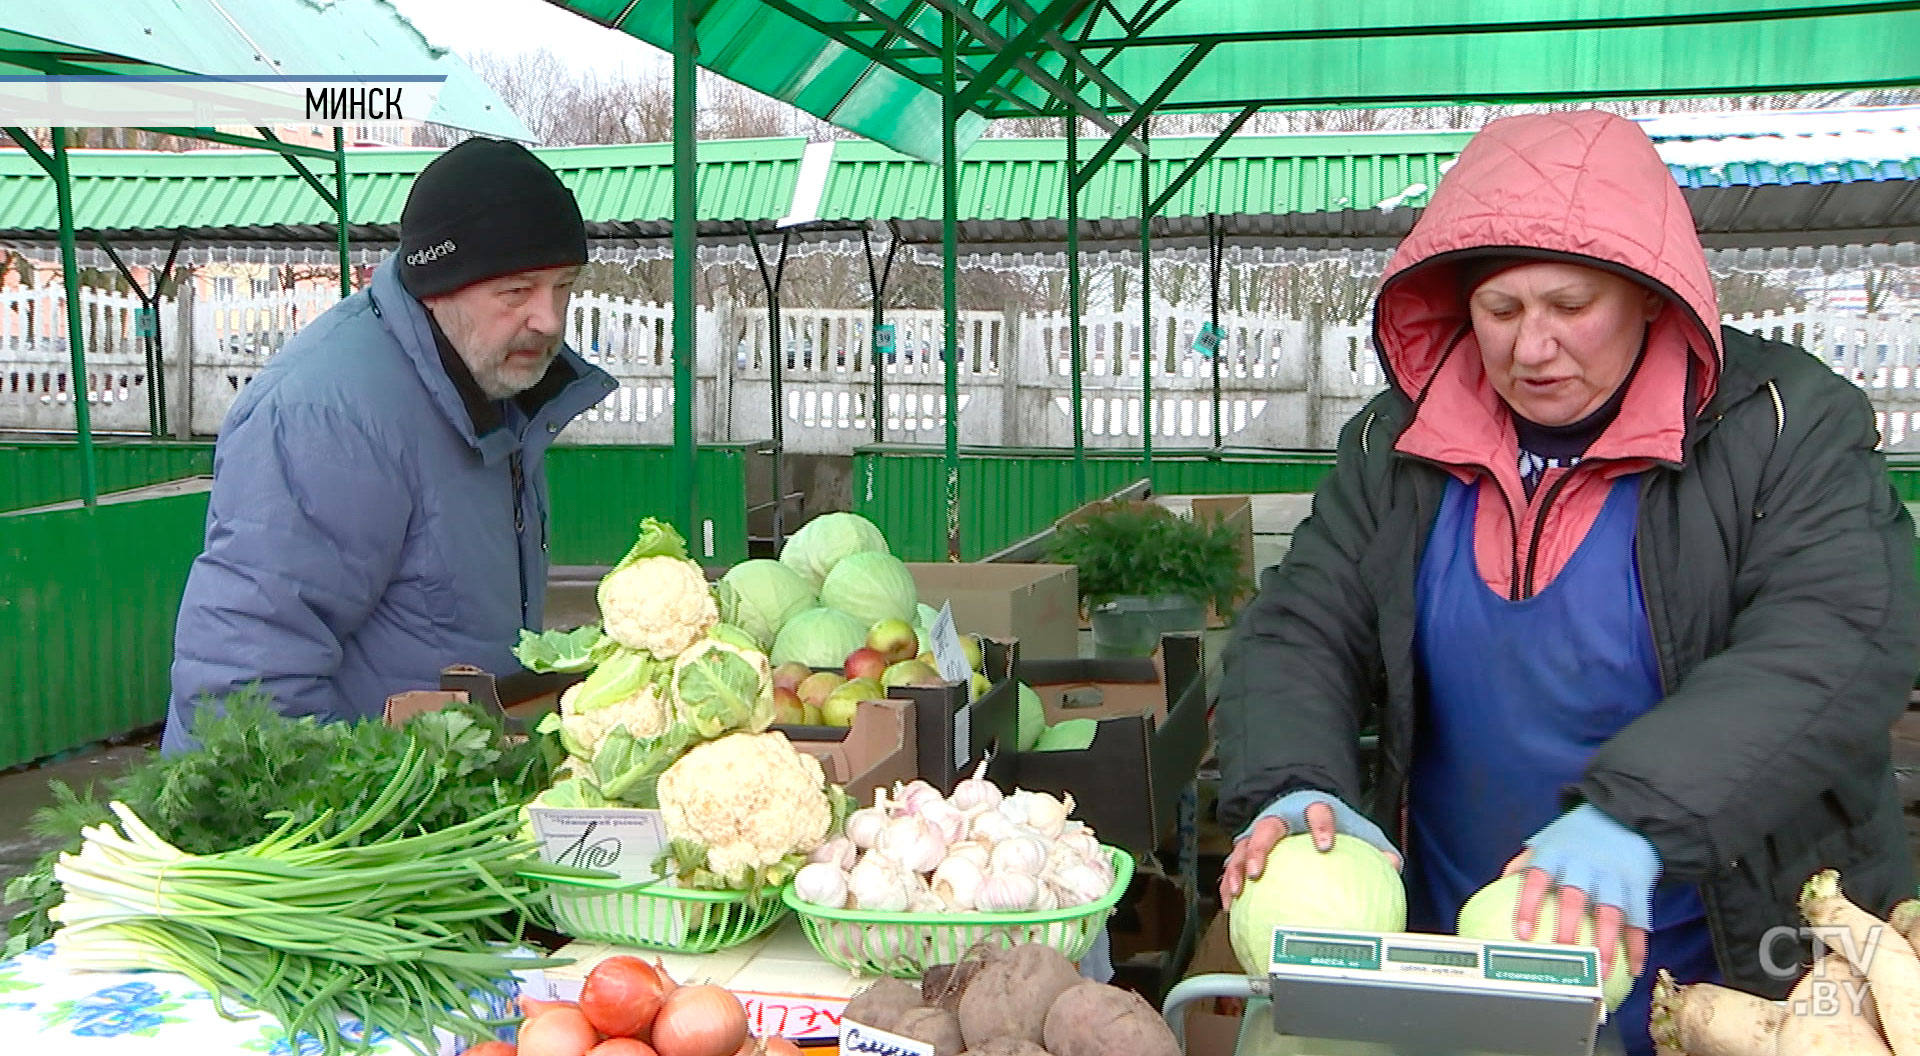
1485;949;1596;986
1387;945;1480;969
1276;935;1380;970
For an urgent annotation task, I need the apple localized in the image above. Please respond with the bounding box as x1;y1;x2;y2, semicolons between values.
959;634;984;673
881;659;945;690
797;671;846;708
969;671;992;702
822;678;882;727
843;647;889;683
866;618;920;665
771;686;807;725
802;702;824;725
916;650;937;669
771;661;813;693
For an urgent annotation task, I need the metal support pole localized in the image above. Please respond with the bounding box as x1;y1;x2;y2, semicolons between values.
1065;115;1087;504
53;129;97;507
941;12;963;561
748;227;793;549
96;235;179;438
861;225;901;446
1208;214;1223;449
670;0;700;543
334;128;352;298
1138;129;1153;482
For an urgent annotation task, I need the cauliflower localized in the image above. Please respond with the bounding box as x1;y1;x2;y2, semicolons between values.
598;554;719;659
559;678;671;756
656;731;840;897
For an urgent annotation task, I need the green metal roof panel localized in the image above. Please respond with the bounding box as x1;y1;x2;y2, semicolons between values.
0;139;812;242
549;1;1920;163
2;0;532;141
819;132;1470;222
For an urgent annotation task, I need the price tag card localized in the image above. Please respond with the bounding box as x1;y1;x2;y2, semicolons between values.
526;806;669;886
736;992;847;1044
841;1019;937;1056
926;602;974;769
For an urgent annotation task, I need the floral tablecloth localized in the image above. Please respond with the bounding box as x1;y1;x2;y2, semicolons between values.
0;940;520;1055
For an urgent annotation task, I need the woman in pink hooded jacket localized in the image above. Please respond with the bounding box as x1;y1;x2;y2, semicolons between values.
1213;110;1918;1053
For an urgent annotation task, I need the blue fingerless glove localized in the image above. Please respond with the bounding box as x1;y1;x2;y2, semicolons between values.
1241;789;1400;860
1522;804;1661;930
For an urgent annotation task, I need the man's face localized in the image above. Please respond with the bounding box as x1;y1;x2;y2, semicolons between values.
425;265;580;400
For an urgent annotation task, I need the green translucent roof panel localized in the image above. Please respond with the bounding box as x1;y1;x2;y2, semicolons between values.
546;1;1920;162
2;0;532;141
0;139;810;243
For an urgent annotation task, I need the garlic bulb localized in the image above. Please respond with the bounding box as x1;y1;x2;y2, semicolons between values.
989;834;1048;877
793;862;851;909
1050;861;1111;907
847;853;914;912
930;854;986;912
918;799;968;845
948;761;1003;814
892;779;944;817
877;815;947;874
1002;789;1074;839
942;839;991;869
808;835;858;871
845;805;889;850
967;810;1017;846
1031;882;1060;912
909;891;946;914
1056;822;1101;861
975;871;1040;913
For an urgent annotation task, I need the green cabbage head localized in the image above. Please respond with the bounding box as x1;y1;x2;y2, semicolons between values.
716;560;816;649
1228;834;1406;974
1456;872;1632;1011
769;607;868;669
778;512;889;590
671;636;775;739
819;551;919;629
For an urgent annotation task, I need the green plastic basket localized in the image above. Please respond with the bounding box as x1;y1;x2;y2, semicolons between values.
543;873;788;954
784;846;1134;978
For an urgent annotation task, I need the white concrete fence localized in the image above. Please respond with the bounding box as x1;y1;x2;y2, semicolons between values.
4;283;1919;451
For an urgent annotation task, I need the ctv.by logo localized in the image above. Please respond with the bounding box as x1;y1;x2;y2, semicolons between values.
1760;923;1890;1015
407;240;456;266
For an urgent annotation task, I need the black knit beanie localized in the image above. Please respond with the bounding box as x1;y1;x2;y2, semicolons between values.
398;138;587;299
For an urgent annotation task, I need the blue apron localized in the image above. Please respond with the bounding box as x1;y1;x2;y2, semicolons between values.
1408;474;1719;1056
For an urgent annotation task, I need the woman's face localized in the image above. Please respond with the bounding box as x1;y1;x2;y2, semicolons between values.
1468;261;1664;426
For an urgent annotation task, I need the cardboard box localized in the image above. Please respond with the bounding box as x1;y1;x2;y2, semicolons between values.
889;637;1021;792
381;664;582;731
1012;634;1210;853
791;699;918;809
909;562;1080;661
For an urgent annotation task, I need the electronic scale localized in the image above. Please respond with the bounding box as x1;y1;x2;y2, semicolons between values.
1162;927;1623;1056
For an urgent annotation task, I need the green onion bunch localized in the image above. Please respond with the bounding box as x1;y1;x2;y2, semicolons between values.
48;735;588;1056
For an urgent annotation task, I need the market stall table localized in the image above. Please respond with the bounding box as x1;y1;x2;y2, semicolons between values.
0;939;518;1056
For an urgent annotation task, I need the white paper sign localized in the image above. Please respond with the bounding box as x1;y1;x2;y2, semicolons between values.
526;806;669;886
840;1019;938;1056
926;601;974;769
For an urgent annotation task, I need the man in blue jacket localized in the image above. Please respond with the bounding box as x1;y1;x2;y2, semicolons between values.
163;138;617;750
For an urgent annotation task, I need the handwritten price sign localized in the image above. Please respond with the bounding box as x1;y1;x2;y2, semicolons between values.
525;806;669;886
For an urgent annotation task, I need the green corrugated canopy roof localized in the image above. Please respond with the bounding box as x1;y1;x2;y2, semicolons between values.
2;0;531;142
0;138;834;246
3;126;1918;257
546;1;1920;163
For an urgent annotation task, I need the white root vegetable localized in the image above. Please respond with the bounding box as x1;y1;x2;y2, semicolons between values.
1649;970;1786;1056
1800;869;1917;1056
1777;952;1892;1056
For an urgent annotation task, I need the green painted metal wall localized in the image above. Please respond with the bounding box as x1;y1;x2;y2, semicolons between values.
0;492;209;769
543;444;756;567
852;445;1336;562
0;439;213;514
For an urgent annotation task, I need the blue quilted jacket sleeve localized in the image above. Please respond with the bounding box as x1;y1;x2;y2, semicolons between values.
163;399;413;751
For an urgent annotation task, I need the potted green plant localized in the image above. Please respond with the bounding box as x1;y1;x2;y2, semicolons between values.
1047;500;1252;657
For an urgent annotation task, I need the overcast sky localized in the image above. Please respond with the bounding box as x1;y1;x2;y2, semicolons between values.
388;0;664;73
